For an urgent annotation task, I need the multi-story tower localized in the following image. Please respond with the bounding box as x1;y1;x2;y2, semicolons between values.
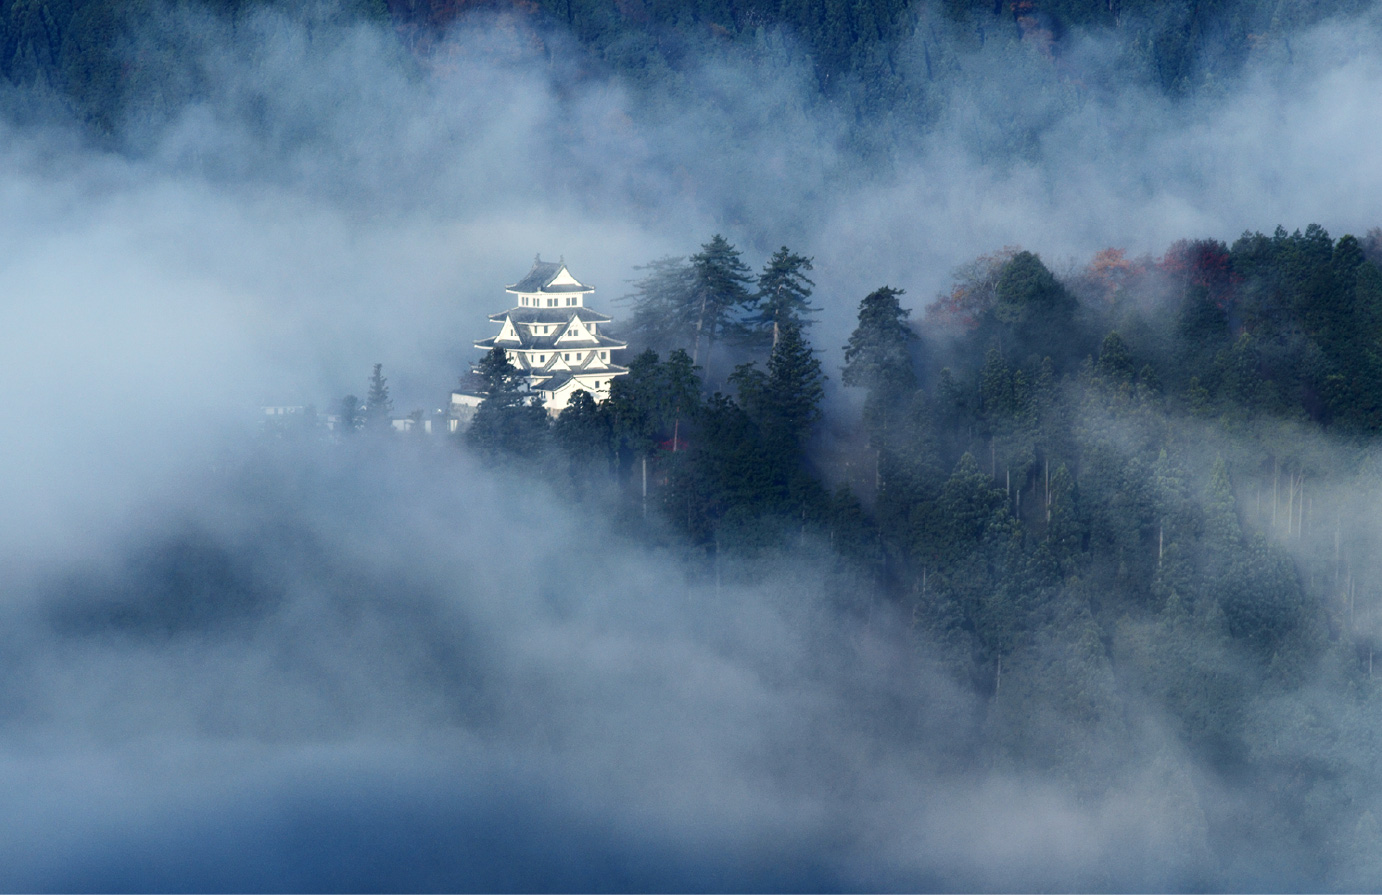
456;256;627;416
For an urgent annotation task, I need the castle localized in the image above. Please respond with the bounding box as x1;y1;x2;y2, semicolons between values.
451;256;628;420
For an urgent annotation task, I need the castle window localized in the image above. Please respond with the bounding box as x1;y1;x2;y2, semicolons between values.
564;353;570;360
600;351;607;360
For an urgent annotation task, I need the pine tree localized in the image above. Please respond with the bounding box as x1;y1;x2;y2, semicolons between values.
991;251;1080;365
842;286;916;448
608;350;663;460
671;393;775;545
363;363;393;433
621;256;698;355
606;350;703;514
552;390;614;495
661;348;701;452
608;349;700;458
552;390;611;463
689;234;754;373
1046;463;1084;572
473;347;525;405
750;246;816;348
735;321;825;453
763;321;825;448
1202;456;1242;559
467;347;548;460
1095;331;1135;385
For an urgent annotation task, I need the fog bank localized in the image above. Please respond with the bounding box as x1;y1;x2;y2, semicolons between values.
4;2;1382;889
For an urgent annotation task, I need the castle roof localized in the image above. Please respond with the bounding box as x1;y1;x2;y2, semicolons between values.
489;307;612;324
476;332;626;351
533;366;630;394
507;258;592;294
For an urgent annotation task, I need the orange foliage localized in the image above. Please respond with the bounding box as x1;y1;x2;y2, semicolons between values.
1082;247;1143;304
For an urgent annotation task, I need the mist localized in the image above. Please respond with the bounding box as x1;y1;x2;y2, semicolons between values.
5;0;1382;889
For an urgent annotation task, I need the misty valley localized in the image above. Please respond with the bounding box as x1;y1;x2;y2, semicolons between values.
5;0;1382;891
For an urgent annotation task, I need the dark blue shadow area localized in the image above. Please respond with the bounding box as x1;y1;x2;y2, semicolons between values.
26;763;850;893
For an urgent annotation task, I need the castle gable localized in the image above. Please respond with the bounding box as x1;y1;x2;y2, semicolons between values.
495;317;521;343
547;267;585;289
507;257;592;297
556;318;591;344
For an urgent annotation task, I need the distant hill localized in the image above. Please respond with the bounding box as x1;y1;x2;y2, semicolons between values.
0;0;1371;134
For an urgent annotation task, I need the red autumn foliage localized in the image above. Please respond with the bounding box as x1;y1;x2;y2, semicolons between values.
1159;238;1238;308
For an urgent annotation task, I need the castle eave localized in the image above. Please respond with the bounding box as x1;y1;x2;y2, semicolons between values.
490;308;613;324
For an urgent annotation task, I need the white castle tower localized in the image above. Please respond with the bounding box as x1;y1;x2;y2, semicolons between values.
452;256;628;418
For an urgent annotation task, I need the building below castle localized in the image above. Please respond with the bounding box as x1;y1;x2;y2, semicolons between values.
451;257;628;420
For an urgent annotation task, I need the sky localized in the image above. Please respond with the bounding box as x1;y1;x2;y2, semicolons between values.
3;1;1382;889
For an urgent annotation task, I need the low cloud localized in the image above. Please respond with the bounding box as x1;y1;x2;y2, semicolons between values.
4;2;1382;889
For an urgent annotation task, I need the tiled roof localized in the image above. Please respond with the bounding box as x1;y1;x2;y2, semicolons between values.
490;307;612;324
476;333;627;351
533;367;628;393
506;259;592;293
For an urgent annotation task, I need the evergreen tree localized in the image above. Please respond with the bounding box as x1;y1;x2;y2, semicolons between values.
363;363;393;433
689;234;754;372
669;393;776;546
608;349;700;459
1094;331;1135;385
338;394;362;436
552;390;614;495
1202;456;1242;563
925;452;1008;567
842;285;917;448
606;349;703;514
736;321;825;453
1046;463;1084;573
749;246;816;348
661;348;701;451
991;250;1081;365
466;347;548;460
621;256;698;355
607;350;661;460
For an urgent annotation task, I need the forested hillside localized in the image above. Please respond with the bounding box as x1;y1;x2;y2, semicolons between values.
1;0;1371;133
365;225;1382;886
